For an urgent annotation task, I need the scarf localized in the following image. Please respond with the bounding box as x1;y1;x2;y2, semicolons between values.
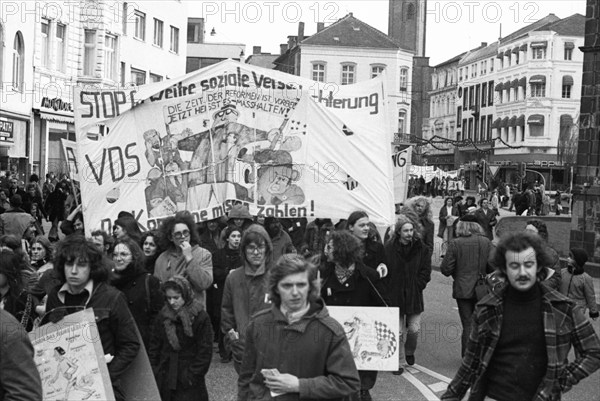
335;263;355;284
161;299;203;351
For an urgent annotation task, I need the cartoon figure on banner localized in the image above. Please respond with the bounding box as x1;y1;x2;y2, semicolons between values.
145;168;178;217
143;129;185;170
343;315;397;363
47;346;96;400
253;148;304;205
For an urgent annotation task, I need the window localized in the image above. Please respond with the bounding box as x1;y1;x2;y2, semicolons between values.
562;85;572;98
170;26;179;53
463;88;468;109
150;73;163;82
120;62;126;86
134;10;145;40
83;29;96;76
371;65;385;78
153;19;163;47
458;68;463;82
312;63;325;82
464;67;468;80
488;81;494;106
41;19;50;67
469;86;474;108
122;2;128;34
398;110;407;133
490;58;494;72
515;52;519;65
482;83;487;107
56;23;66;72
531;83;545;97
341;64;355;85
532;47;546;59
399;67;408;90
187;19;203;43
457;107;462;127
131;68;146;85
104;34;117;80
12;32;24;91
564;47;573;60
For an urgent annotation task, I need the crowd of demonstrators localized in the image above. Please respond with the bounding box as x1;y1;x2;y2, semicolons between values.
442;232;600;401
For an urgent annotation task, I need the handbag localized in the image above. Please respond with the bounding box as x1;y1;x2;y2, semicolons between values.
473;242;490;301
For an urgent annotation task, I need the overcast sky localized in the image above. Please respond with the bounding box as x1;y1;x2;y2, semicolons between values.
185;0;586;65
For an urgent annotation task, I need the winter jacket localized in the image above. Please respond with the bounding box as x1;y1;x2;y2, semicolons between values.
321;261;389;307
148;305;213;401
384;238;431;314
238;300;360;401
44;188;67;221
474;208;496;241
111;265;164;349
208;246;242;321
154;245;213;309
438;206;455;238
361;238;385;271
442;284;600;401
440;234;494;299
560;268;599;317
420;218;435;257
0;310;42;401
301;219;334;258
45;282;141;400
270;230;295;263
0;208;35;239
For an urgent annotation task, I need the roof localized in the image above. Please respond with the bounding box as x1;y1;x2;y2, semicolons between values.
499;14;560;44
459;42;498;65
433;52;467;68
534;13;585;36
300;13;400;49
245;54;279;69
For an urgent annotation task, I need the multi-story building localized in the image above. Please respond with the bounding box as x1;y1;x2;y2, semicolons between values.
274;14;413;138
186;17;245;73
489;13;584;188
0;6;36;181
424;52;464;170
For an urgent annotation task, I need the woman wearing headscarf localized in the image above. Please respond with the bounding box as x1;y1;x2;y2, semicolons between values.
149;276;213;401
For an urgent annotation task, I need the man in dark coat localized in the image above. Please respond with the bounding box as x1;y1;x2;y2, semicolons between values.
385;214;432;375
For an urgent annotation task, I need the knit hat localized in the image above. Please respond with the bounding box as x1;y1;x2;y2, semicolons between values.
570;248;588;269
228;204;252;221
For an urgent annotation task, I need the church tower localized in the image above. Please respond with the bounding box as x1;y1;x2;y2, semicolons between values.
388;0;427;57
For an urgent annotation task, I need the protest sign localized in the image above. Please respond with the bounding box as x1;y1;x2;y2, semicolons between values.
392;146;411;203
74;60;394;232
29;309;114;401
327;306;400;371
61;139;80;182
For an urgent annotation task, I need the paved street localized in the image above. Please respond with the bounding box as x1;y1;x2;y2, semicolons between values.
205;196;600;400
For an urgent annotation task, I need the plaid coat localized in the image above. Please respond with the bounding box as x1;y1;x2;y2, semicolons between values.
442;283;600;401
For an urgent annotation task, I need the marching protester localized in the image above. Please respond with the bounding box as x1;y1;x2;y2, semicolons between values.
113;215;143;244
91;229;113;256
209;225;242;363
474;198;497;241
347;211;387;278
199;217;225;254
264;217;295;262
524;219;562;290
0;308;43;400
221;224;273;373
149;276;213;401
0;195;36;239
0;250;37;331
154;213;213;309
220;204;253;242
111;237;163;349
442;232;600;401
402;197;434;256
238;254;360;400
43;235;140;401
320;230;389;401
301;217;334;258
385;213;432;375
59;205;84;237
141;230;164;274
560;248;599;320
440;215;493;357
29;235;53;273
44;182;68;242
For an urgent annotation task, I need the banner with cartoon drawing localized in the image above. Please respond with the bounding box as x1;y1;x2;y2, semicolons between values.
327;306;400;371
74;59;394;232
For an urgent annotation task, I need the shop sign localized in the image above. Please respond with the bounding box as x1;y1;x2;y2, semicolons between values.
0;119;14;141
40;97;73;113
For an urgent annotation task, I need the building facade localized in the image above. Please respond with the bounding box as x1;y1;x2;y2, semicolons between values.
186;17;245;73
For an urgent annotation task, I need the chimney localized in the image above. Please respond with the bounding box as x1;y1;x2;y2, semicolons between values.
280;43;287;54
253;46;261;55
481;42;487;47
287;36;295;49
297;21;305;42
317;22;325;32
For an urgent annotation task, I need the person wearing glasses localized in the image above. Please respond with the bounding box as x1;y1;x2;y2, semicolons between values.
154;213;213;311
221;224;273;374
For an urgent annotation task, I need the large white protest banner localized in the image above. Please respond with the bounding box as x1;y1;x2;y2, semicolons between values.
74;60;394;232
327;306;400;371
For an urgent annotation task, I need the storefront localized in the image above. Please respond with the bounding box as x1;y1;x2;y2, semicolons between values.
427;153;456;171
0;110;31;184
488;154;567;190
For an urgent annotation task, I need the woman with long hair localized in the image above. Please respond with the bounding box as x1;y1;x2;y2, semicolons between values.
140;231;165;274
346;211;387;279
0;250;37;331
113;216;143;244
110;237;163;349
148;276;213;401
321;230;388;401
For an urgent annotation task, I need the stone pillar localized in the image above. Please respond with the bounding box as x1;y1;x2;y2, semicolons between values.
570;0;600;262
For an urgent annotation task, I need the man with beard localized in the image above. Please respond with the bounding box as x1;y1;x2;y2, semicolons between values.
443;232;600;401
264;217;295;263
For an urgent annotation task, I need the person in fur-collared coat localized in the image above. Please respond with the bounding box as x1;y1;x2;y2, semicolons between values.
149;276;213;401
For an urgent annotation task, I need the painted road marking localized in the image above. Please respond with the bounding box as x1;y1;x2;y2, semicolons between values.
413;364;452;383
429;381;448;393
403;370;440;401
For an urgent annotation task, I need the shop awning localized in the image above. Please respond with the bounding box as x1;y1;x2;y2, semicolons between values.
529;75;546;84
511;79;519;88
508;116;517;127
496;53;504;59
38;112;75;124
503;81;511;90
562;75;574;86
528;114;545;125
517;114;525;126
512;47;520;54
520;44;528;51
519;77;527;87
495;83;503;91
501;117;510;127
564;42;575;50
504;50;512;57
492;118;502;129
530;41;548;48
560;114;574;126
